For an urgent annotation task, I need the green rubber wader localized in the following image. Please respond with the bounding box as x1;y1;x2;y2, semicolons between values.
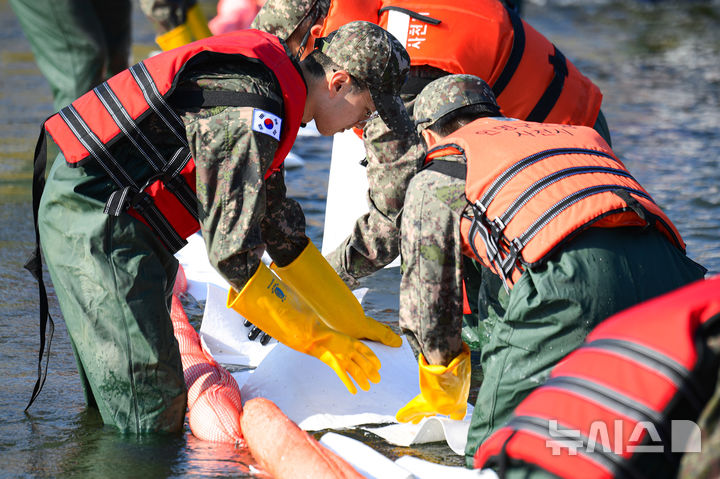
38;155;187;433
464;226;706;467
461;256;507;352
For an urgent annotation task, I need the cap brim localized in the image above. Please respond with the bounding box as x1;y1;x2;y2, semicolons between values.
370;90;413;134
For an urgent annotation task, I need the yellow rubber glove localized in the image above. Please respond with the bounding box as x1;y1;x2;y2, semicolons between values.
226;262;382;394
185;3;212;40
156;23;194;51
396;343;471;424
270;241;402;348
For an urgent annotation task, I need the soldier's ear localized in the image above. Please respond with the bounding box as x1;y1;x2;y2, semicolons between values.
328;70;352;96
421;128;441;147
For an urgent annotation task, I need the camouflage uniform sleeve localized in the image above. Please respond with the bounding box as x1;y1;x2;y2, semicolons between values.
261;169;309;267
399;166;467;366
178;60;306;291
325;110;425;288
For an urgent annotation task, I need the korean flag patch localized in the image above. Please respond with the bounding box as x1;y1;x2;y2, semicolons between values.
252;108;282;141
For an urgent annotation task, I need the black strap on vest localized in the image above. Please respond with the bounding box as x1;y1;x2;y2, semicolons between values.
130;63;187;144
525;46;568;122
169;88;282;114
24;124;55;411
378;6;441;25
492;6;525;99
492;6;570;122
477;148;619;212
401;65;451;96
422;158;467;179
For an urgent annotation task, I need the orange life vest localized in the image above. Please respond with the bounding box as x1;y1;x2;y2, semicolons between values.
319;0;602;126
474;275;720;478
42;29;306;253
423;118;684;289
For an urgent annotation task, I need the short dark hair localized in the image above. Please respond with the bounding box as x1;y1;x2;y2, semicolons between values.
302;50;367;92
426;104;501;137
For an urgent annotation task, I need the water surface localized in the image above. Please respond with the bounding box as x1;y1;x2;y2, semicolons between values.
1;0;718;476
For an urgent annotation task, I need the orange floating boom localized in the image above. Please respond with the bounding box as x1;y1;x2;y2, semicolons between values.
242;397;364;479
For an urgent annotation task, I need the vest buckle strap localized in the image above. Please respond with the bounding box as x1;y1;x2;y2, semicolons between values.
499;242;522;288
130;190;154;213
471;214;500;261
104;186;137;216
492;216;506;232
469;214;514;293
103;185;187;253
490;216;507;244
131;191;187;253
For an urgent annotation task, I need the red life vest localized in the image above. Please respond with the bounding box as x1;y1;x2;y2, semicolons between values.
43;30;307;253
424;118;684;289
319;0;602;126
473;275;720;479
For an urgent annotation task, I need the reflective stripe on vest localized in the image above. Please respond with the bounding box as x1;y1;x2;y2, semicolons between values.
473;275;720;479
44;30;306;253
320;0;602;127
424;118;684;290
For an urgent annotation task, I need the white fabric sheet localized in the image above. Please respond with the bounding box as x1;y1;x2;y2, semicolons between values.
321;129;400;267
175;228;472;457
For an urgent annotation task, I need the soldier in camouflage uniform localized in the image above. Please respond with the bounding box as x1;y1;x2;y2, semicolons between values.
252;0;423;290
251;2;612;355
395;74;705;467
33;21;410;433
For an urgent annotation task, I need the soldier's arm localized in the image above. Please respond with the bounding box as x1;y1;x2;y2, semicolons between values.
325;115;424;288
260;169;309;267
179;63;283;291
399;169;466;366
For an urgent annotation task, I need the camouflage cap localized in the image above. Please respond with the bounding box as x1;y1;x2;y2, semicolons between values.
319;21;411;132
414;74;500;134
251;0;330;41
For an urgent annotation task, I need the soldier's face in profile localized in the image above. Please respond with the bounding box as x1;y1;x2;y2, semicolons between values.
313;72;376;136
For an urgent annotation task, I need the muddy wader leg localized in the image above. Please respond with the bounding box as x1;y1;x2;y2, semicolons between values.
9;0;131;111
465;227;706;467
38;157;186;433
